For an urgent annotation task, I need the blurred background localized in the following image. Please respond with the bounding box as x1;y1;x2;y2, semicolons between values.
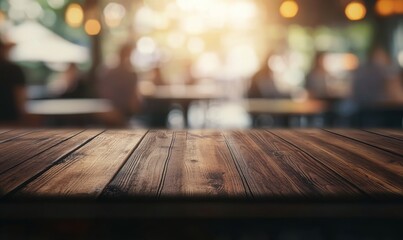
1;0;403;128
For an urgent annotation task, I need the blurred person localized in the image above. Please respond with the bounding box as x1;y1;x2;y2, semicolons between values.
183;60;197;85
305;52;335;127
248;54;280;98
48;63;89;99
247;53;286;127
349;46;403;127
97;43;142;125
305;52;333;99
0;38;27;125
352;46;403;105
151;66;166;86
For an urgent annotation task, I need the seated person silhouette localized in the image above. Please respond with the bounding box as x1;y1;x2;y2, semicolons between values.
0;38;26;125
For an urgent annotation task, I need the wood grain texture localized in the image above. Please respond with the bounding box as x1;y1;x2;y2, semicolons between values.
0;129;11;135
224;130;361;199
0;129;35;143
160;130;247;198
327;129;403;157
271;129;403;196
0;129;83;174
14;130;147;198
1;129;402;201
102;130;174;197
0;129;103;197
366;129;403;141
104;130;247;198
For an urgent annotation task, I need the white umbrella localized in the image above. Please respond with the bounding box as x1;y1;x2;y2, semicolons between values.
7;21;89;63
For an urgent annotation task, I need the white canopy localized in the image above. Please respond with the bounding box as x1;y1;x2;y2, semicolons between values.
7;21;89;63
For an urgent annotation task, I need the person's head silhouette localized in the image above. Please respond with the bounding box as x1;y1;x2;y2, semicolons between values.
0;38;15;60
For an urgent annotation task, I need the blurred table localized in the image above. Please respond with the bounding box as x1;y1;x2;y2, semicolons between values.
345;100;403;128
141;84;225;101
241;99;329;127
26;99;114;126
26;99;114;115
141;85;225;126
242;99;328;115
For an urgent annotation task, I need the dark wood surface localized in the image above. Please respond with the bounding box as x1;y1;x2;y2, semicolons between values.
0;128;402;218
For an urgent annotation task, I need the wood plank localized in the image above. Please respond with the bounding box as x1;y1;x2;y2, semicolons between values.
0;129;83;174
317;129;403;176
0;129;103;197
224;130;361;199
160;130;247;198
0;129;35;143
14;130;147;198
102;130;174;198
271;129;403;196
366;129;403;141
0;129;11;135
103;130;247;198
327;129;403;157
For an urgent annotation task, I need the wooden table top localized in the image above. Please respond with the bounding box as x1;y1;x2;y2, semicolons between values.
0;128;402;218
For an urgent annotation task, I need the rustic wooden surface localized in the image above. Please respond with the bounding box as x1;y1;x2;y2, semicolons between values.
0;129;402;218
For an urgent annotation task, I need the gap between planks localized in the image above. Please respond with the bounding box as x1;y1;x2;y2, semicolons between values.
322;129;403;157
225;130;363;199
269;129;402;196
12;130;148;198
363;129;403;142
102;130;249;199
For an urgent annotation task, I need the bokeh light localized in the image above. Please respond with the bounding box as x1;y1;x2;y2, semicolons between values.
228;1;257;28
187;37;205;54
345;2;366;21
395;0;403;14
47;0;66;10
375;0;394;16
65;3;84;28
41;9;57;27
137;37;157;54
103;2;126;28
25;1;43;19
181;16;206;34
0;11;5;24
280;0;299;19
85;19;101;35
193;52;221;78
167;32;186;49
324;53;359;73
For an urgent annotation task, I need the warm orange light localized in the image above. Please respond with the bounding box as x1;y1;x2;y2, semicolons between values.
280;0;299;19
396;0;403;14
65;3;84;27
0;11;5;24
345;2;366;21
375;0;394;16
343;53;360;70
85;19;101;35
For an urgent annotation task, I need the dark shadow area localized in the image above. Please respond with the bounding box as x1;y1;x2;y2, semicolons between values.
1;218;403;240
